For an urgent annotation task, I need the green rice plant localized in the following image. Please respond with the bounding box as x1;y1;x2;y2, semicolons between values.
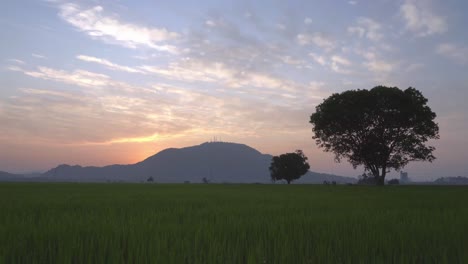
0;184;467;263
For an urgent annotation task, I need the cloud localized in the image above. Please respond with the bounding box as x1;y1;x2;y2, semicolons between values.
17;66;112;88
309;53;327;66
354;48;396;74
331;55;351;66
297;33;335;51
280;56;304;66
436;43;468;64
309;81;326;90
276;23;286;31
76;55;144;73
364;59;395;73
32;53;47;59
304;18;313;25
20;88;80;99
0;88;187;145
308;53;352;74
140;58;296;93
0;78;323;148
400;0;447;37
7;59;25;64
1;6;337;149
140;60;231;83
330;55;352;74
348;1;357;5
58;3;179;53
348;17;383;42
107;133;160;144
205;20;216;27
9;65;140;92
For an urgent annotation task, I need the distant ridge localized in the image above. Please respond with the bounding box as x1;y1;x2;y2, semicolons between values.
0;171;27;182
433;176;468;185
4;142;357;184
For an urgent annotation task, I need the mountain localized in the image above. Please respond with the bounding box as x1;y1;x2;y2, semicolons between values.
0;171;26;182
36;142;356;183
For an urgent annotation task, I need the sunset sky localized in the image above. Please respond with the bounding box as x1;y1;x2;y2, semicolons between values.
1;0;467;180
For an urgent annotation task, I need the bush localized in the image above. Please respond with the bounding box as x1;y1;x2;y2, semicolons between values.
388;179;400;185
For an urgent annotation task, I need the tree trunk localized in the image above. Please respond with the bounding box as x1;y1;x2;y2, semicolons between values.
376;168;386;185
376;176;385;185
372;171;385;185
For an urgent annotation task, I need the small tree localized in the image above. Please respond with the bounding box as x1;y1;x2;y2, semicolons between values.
269;150;310;184
147;176;154;182
357;173;377;185
310;86;439;185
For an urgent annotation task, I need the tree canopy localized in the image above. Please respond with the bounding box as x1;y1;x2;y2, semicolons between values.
309;86;439;185
269;150;310;184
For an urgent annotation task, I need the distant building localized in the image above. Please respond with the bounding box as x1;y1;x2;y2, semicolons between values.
400;171;410;183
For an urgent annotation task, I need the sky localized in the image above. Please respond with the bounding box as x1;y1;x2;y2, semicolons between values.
0;0;467;180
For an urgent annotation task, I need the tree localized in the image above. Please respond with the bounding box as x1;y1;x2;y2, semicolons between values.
269;150;310;184
147;176;154;182
310;86;439;185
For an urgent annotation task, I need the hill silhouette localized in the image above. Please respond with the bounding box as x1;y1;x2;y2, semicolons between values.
7;142;357;183
0;171;26;182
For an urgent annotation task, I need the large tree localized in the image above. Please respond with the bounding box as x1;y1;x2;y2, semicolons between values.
269;150;310;184
309;86;439;185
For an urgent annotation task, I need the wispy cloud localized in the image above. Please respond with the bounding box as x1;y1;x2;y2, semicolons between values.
365;60;395;73
76;55;144;73
297;33;335;51
355;49;397;75
32;53;47;59
13;66;112;88
307;53;352;74
280;56;304;66
348;17;383;42
20;88;79;99
309;53;327;66
107;133;161;144
400;0;447;37
140;58;299;94
205;20;217;27
7;59;25;64
436;43;468;64
9;65;140;92
330;55;352;74
58;3;179;53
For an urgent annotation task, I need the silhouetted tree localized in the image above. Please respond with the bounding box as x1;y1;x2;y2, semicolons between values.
147;176;154;182
310;86;439;185
202;177;209;184
269;150;310;184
